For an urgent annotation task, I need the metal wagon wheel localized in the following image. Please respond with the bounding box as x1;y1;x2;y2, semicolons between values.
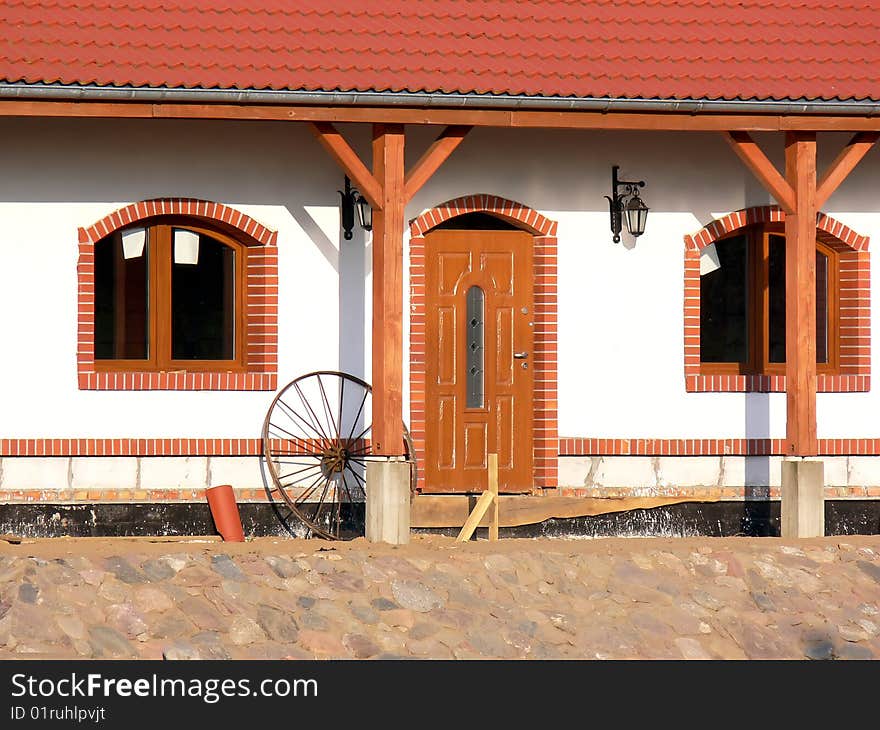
261;370;417;540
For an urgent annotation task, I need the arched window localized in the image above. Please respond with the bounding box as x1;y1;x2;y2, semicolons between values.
94;219;245;371
699;223;837;374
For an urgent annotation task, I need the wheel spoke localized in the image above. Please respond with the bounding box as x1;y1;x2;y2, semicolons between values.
293;381;332;442
345;388;369;443
275;398;327;444
317;374;340;441
276;462;324;484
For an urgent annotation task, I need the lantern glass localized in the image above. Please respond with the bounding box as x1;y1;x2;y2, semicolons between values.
356;195;372;232
624;195;649;237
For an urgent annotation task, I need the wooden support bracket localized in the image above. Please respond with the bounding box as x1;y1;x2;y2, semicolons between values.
723;131;796;213
309;121;384;209
404;125;472;202
816;131;880;208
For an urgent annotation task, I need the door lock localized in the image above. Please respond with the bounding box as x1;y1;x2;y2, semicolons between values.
513;352;529;359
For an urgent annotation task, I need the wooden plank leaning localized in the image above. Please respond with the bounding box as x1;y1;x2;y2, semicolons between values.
456;453;500;542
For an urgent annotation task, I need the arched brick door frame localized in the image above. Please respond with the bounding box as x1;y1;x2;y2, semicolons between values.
409;194;558;493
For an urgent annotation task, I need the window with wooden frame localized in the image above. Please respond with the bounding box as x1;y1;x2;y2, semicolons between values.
94;219;246;371
699;223;838;374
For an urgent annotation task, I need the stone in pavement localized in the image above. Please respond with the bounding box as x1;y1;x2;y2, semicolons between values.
210;555;246;581
89;626;136;658
297;630;347;656
349;603;380;625
133;586;175;614
264;556;301;579
56;615;87;641
674;637;713;659
857;560;880;583
141;559;176;582
174;565;222;588
104;556;148;584
150;611;197;640
177;596;230;632
106;604;149;638
228;616;267;646
256;604;299;643
191;631;231;660
18;583;39;604
163;641;201;660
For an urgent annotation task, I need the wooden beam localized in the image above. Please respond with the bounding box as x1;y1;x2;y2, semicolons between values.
404;125;471;201
370;124;406;455
816;131;880;208
784;131;818;456
6;99;880;132
412;495;718;528
723;131;796;213
308;122;383;209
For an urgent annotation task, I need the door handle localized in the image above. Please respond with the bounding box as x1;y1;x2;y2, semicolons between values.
513;352;529;359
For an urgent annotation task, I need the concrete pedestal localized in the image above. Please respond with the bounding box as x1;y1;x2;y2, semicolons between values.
365;459;411;544
781;458;824;538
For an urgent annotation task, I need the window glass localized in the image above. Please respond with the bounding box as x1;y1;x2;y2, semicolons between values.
768;234;786;363
171;232;236;360
768;238;829;365
95;231;149;360
700;234;749;363
465;285;485;408
816;250;829;364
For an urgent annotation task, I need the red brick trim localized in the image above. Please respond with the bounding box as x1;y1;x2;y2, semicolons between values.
559;437;880;456
8;436;880;458
78;199;277;247
684;206;870;393
558;486;880;500
77;199;278;390
410;194;558;238
0;439;263;456
409;195;558;492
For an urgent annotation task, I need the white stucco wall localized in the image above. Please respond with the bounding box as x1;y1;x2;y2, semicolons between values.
0;120;877;443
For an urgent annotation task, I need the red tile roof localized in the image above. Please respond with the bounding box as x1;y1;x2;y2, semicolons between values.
1;0;878;103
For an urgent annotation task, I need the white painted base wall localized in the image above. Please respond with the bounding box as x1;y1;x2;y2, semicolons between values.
3;455;880;496
0;456;265;492
558;455;878;491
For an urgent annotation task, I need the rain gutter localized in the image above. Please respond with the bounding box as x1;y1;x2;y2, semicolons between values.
1;83;879;116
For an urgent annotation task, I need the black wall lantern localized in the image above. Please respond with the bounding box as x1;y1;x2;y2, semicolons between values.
605;165;649;243
338;176;373;240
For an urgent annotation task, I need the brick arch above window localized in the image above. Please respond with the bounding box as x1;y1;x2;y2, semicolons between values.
77;199;278;391
78;198;277;247
409;193;558;237
684;206;870;393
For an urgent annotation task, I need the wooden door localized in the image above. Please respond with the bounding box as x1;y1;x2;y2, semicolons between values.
424;229;534;492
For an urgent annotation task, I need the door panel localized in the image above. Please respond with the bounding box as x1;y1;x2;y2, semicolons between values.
424;229;534;493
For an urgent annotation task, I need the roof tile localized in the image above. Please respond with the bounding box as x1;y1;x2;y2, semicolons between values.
0;0;878;101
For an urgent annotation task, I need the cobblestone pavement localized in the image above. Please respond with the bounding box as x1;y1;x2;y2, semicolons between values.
1;534;879;660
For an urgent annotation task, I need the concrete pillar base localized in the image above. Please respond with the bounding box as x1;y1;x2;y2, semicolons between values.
365;459;410;544
781;458;824;538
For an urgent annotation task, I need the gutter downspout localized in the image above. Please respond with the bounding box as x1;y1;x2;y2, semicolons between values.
0;83;878;117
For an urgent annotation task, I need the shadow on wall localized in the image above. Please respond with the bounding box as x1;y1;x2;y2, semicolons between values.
744;392;773;535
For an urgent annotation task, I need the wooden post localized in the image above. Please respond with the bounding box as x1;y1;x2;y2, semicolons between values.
371;123;406;455
784;131;818;456
488;453;499;541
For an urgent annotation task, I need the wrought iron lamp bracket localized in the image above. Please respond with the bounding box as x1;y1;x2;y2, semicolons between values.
605;164;646;243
